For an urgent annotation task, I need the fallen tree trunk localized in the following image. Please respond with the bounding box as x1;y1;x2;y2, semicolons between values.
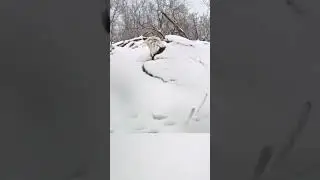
160;11;188;39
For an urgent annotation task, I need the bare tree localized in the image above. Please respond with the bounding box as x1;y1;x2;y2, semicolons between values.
110;0;210;42
202;0;210;9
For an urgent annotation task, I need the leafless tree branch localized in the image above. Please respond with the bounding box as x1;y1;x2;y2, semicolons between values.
160;10;188;38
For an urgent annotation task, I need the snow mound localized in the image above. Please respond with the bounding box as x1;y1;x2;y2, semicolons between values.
110;35;210;133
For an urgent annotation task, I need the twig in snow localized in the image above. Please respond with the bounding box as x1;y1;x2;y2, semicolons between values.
195;93;208;115
189;92;209;123
185;107;196;125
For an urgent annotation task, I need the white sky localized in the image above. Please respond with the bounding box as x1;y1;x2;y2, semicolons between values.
186;0;210;15
122;0;210;16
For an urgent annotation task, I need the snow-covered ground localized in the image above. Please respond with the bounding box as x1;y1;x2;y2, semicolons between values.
110;134;210;180
110;35;210;133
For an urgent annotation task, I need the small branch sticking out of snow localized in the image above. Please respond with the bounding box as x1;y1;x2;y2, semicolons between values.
195;93;208;116
185;107;196;125
185;93;208;125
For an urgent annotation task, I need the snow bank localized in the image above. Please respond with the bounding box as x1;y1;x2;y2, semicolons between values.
110;35;210;133
110;134;210;180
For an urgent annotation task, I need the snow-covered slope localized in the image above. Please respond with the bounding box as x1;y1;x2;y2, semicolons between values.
110;134;210;180
110;35;210;133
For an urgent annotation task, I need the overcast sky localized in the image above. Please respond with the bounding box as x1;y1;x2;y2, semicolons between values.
122;0;210;16
186;0;209;15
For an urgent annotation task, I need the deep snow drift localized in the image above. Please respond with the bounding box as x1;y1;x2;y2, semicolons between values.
110;35;210;133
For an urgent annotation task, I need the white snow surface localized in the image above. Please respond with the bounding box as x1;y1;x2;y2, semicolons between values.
110;35;210;133
110;134;210;180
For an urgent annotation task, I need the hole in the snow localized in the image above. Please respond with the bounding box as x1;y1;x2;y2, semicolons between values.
147;129;159;133
145;37;166;60
152;114;168;120
151;46;166;60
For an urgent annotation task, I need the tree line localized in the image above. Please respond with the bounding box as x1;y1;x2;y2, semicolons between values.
110;0;210;42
